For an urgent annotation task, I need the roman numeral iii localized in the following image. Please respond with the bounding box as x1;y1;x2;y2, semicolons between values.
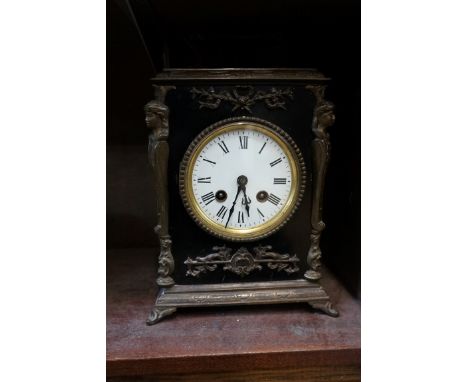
274;178;286;184
201;192;215;205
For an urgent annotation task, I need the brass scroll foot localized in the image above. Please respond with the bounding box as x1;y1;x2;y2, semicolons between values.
146;307;177;325
308;301;339;317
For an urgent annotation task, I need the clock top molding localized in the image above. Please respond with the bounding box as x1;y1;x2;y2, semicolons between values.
151;68;329;84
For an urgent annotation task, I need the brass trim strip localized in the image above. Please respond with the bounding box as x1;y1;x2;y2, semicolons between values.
152;68;329;82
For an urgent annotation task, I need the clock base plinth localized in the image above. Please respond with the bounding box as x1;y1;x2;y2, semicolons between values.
146;279;337;325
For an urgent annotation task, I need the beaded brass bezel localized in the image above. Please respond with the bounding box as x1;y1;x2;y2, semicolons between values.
179;116;306;242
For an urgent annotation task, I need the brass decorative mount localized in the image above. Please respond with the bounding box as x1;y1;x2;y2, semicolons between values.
185;245;300;278
190;86;294;113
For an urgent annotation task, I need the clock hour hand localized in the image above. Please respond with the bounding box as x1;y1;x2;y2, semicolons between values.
225;185;242;228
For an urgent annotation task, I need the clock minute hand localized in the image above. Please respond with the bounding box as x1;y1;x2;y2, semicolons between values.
225;185;242;228
242;186;250;217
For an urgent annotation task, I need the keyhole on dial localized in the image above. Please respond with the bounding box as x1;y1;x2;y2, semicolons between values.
257;190;269;202
215;190;227;202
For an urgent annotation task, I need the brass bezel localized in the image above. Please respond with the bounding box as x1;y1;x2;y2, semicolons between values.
179;116;306;242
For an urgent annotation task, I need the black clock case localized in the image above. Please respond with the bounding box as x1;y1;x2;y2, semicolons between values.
145;69;338;324
167;83;315;284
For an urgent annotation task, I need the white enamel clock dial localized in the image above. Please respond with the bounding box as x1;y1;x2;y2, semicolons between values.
180;119;305;241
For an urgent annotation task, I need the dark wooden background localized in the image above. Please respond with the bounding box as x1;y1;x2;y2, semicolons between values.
107;0;360;295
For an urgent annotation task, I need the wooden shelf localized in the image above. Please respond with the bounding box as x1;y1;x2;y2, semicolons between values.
107;248;360;380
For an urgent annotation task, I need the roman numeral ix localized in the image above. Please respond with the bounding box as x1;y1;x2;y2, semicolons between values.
197;177;211;183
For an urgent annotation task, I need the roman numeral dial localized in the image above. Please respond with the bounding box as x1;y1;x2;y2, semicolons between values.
182;120;304;241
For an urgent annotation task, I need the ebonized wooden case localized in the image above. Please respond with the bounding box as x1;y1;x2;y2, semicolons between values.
145;68;337;324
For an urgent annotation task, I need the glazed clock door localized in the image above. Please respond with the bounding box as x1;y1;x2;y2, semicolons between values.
179;118;306;242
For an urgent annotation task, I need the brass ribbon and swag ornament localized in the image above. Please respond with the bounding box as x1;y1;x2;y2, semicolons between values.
145;69;338;324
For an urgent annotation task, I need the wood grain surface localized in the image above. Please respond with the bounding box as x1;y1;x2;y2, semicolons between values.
107;248;360;379
108;365;360;382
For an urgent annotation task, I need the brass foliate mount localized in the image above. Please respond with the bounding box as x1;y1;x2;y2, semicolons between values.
190;86;294;113
185;245;300;278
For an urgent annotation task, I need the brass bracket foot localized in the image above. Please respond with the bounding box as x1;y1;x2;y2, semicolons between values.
146;307;177;325
308;301;339;317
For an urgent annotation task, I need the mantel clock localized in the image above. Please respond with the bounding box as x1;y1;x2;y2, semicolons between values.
144;68;338;324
